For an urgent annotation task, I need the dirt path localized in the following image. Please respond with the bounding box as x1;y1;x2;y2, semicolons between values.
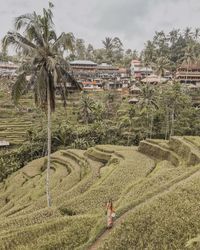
88;168;200;250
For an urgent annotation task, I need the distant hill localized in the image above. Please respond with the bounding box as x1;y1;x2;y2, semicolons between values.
0;136;200;249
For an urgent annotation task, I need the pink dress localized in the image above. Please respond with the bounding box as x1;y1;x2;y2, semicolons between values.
106;203;113;228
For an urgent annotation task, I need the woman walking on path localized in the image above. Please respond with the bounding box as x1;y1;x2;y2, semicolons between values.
106;199;115;229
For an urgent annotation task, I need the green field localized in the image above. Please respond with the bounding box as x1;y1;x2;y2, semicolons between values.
0;136;199;249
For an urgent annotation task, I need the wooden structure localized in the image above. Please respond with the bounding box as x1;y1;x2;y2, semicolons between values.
176;62;200;84
82;81;102;91
0;61;18;79
70;60;97;80
97;63;119;79
0;141;10;147
141;74;167;84
130;60;152;80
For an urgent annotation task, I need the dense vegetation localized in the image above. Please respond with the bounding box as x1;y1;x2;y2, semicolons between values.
0;81;200;181
0;3;200;249
2;25;200;70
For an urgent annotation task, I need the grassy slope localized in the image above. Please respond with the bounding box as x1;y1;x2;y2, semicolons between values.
0;87;80;147
0;137;199;249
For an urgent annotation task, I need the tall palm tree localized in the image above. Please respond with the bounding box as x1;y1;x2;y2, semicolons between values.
75;38;86;60
184;27;192;41
2;2;81;207
154;56;170;82
138;84;158;138
102;37;114;62
102;37;113;51
79;93;94;124
182;42;196;84
194;28;200;41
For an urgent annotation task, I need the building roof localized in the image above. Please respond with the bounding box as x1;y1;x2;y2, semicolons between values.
97;63;118;70
131;60;141;65
82;81;97;85
128;97;139;103
0;140;10;147
119;68;127;73
141;74;167;83
178;61;200;70
70;60;97;66
130;85;141;92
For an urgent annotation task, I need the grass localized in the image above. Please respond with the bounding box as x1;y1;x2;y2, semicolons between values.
0;136;200;249
98;170;200;250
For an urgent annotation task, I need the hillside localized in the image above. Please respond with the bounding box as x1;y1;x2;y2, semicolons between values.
0;136;199;249
0;86;81;148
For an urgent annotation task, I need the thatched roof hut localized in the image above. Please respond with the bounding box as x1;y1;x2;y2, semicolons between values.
128;97;139;104
129;85;142;95
141;74;167;84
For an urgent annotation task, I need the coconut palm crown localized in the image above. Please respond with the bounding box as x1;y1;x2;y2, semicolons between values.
3;2;80;110
2;2;81;207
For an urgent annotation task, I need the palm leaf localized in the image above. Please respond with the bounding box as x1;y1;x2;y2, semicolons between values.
12;73;27;105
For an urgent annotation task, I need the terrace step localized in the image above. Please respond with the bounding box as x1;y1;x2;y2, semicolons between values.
138;140;180;166
169;137;200;166
84;147;112;163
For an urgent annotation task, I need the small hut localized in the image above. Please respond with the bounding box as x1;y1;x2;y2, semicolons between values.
0;141;10;147
129;85;142;95
141;74;167;84
128;97;139;104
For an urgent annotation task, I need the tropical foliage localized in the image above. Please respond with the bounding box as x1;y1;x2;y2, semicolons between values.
2;2;80;207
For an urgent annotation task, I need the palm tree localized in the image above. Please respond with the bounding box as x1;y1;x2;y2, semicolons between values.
154;56;170;83
102;37;113;51
102;37;114;62
182;42;196;84
143;41;156;83
79;93;94;124
184;27;192;41
138;84;158;138
2;2;81;207
194;28;200;41
75;38;86;60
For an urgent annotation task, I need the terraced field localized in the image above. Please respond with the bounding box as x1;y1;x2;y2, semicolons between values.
0;90;39;146
0;136;200;249
0;89;80;147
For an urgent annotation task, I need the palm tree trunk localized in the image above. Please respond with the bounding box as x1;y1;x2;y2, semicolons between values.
165;106;169;140
146;65;150;138
46;83;51;208
185;62;189;84
169;107;174;139
150;113;153;139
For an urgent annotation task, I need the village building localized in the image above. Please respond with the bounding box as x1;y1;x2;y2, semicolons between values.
0;61;18;78
0;140;10;147
141;74;168;84
97;63;119;79
70;60;97;81
82;80;102;91
129;85;142;96
128;97;139;104
104;81;123;90
176;62;200;84
130;60;153;80
118;68;130;87
69;60;131;91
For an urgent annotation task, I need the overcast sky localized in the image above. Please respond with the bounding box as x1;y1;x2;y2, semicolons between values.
1;0;200;52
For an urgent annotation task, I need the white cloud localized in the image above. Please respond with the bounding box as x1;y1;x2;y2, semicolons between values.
0;0;200;52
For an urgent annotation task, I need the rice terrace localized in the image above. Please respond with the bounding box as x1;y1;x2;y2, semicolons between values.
0;1;200;250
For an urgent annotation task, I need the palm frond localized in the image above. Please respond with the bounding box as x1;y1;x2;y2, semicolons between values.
52;32;75;52
2;32;37;56
60;66;82;90
48;72;56;112
12;73;27;105
35;65;48;109
14;13;34;30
